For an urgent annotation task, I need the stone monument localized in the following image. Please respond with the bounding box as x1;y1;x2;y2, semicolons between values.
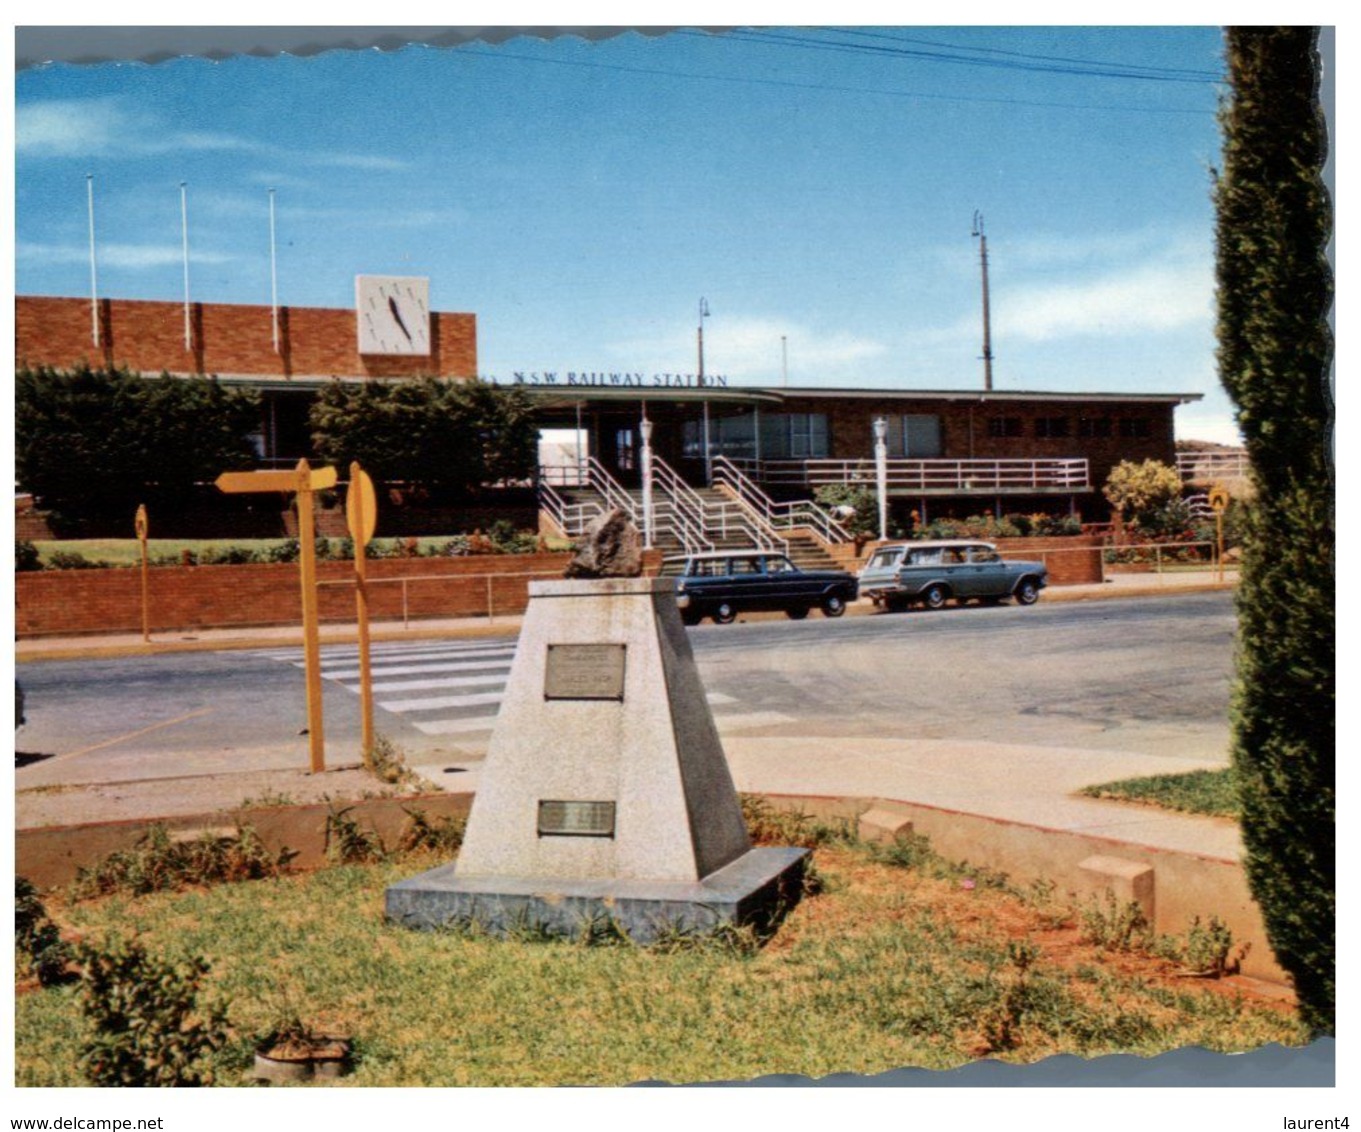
386;512;807;940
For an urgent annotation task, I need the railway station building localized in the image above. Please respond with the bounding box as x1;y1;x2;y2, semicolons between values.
17;288;1202;530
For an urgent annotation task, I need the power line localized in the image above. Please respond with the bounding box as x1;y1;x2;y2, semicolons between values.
452;41;1218;117
837;27;1223;81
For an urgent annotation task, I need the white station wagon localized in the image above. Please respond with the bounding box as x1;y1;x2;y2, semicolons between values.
858;540;1048;612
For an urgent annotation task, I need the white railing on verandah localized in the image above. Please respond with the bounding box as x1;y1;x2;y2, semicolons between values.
739;456;1090;492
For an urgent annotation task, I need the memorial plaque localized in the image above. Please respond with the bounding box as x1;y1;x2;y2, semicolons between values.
538;800;617;838
544;644;627;701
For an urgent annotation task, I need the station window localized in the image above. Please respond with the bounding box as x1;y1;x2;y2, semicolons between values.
988;417;1023;438
1034;417;1070;438
1079;417;1113;438
885;414;943;458
1119;418;1151;438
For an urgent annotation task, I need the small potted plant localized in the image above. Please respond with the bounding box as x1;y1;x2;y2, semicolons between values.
253;1011;351;1083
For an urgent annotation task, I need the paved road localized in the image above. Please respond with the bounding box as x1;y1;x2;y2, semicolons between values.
15;591;1235;788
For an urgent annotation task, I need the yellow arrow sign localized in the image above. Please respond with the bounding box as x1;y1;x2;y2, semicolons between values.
216;466;337;494
1209;485;1231;512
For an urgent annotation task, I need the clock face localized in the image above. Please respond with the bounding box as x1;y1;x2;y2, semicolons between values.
356;275;431;356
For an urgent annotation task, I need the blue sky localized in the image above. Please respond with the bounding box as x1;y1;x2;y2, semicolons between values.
16;27;1238;440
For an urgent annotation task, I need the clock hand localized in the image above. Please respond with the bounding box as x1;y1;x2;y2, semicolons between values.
387;296;413;341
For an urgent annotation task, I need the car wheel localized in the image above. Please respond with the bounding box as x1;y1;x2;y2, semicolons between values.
712;603;738;624
1015;578;1041;606
821;595;846;618
785;606;811;620
922;584;949;611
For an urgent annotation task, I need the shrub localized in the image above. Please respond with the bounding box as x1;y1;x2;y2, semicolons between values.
14;540;42;571
325;806;385;864
76;934;230;1086
396;807;467;855
46;550;111;570
813;484;882;542
71;824;292;900
16;877;72;986
1103;460;1184;527
1216;27;1334;1034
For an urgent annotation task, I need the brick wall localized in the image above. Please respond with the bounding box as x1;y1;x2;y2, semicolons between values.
994;536;1104;585
16;555;564;638
847;535;1103;585
16;295;477;380
16;551;667;638
777;394;1178;492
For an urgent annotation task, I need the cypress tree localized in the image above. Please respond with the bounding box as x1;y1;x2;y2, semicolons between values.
1214;27;1334;1033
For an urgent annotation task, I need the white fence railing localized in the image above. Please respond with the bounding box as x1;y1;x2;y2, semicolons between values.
1177;451;1249;481
738;457;1090;492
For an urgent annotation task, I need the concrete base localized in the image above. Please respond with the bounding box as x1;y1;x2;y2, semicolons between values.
385;846;808;943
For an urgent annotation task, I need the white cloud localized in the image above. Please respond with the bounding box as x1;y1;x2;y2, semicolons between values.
996;259;1213;342
17;99;256;158
17;240;236;269
17;97;409;171
605;316;886;382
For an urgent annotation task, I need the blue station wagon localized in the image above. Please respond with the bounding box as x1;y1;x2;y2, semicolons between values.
670;550;860;626
858;540;1047;612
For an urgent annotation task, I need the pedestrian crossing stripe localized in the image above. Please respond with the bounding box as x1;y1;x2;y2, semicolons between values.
256;641;786;742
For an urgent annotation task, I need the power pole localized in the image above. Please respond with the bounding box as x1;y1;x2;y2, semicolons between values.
972;211;994;391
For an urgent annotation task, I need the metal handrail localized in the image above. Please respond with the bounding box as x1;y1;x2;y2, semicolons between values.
753;457;1091;491
653;455;783;552
711;456;852;546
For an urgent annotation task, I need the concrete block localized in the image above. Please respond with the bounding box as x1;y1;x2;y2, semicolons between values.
857;807;915;844
1076;854;1155;922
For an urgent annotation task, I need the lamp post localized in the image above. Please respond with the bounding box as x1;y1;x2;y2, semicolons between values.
698;298;712;483
873;416;889;542
640;414;655;550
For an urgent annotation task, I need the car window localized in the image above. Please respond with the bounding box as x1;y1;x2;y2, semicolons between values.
868;549;901;569
764;557;793;574
907;549;941;565
689;558;727;577
968;548;1000;563
731;558;761;575
942;547;966;564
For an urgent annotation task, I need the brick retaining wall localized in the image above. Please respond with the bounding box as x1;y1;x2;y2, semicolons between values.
16;554;578;638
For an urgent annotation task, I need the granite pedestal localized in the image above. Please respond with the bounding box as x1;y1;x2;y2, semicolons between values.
385;577;807;940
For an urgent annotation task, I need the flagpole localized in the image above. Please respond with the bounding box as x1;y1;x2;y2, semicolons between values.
86;174;99;347
180;181;191;351
268;188;280;353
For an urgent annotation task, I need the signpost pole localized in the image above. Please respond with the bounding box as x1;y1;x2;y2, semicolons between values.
296;459;326;773
135;504;150;642
216;461;338;774
347;462;377;766
1210;484;1230;584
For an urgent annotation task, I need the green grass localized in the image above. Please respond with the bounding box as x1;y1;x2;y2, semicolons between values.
31;538;291;568
15;829;1301;1086
1079;768;1240;818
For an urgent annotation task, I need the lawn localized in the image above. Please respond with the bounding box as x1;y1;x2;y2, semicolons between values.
1079;768;1241;818
15;812;1301;1087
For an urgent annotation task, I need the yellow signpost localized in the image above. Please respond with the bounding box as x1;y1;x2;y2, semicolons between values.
346;463;378;766
134;504;150;643
1209;484;1231;582
216;459;338;773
